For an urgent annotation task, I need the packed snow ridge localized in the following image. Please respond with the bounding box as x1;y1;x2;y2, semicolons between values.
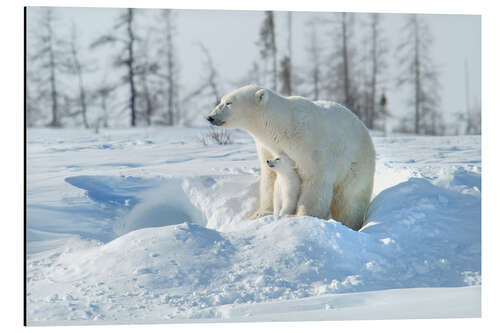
26;127;481;324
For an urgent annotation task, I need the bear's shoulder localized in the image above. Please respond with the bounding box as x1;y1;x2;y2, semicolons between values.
313;100;351;114
286;95;317;108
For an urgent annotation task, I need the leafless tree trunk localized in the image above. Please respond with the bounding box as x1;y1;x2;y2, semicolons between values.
125;9;138;127
143;80;153;127
181;43;222;124
258;11;278;91
48;33;59;126
67;23;90;128
199;43;220;105
306;21;322;100
327;13;359;116
95;81;115;129
139;67;154;126
165;11;175;125
366;13;388;130
279;13;293;96
464;59;472;134
29;8;73;127
380;92;388;136
40;9;62;127
279;56;292;96
136;29;160;127
284;12;293;95
156;9;179;125
91;8;140;127
413;15;421;134
26;69;42;127
183;43;220;111
396;14;442;135
270;12;277;92
455;59;480;135
341;13;353;110
98;89;110;128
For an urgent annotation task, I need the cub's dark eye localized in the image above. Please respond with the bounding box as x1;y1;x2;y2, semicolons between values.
276;158;280;161
225;102;232;107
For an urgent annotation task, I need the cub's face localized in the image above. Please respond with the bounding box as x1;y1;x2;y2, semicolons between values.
266;155;295;174
206;85;268;129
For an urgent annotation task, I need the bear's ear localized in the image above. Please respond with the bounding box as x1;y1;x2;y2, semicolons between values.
255;89;268;105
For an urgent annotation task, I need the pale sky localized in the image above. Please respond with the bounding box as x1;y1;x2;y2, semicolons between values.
26;7;481;129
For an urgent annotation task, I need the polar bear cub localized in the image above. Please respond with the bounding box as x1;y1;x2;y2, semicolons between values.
266;155;301;216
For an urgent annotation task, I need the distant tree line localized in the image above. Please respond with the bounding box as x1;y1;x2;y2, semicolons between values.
26;8;480;135
246;11;480;135
27;8;182;129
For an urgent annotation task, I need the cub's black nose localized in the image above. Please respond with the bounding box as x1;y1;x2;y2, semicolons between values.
207;116;214;124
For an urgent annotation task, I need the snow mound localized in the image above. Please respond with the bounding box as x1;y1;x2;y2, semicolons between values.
26;128;481;323
28;172;480;322
115;179;208;235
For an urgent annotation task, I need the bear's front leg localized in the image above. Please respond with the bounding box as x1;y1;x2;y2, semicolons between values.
279;190;298;216
249;143;276;219
273;181;281;216
295;177;334;220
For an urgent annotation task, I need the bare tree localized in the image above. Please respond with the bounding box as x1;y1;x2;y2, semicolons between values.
305;20;323;100
468;98;481;135
136;29;160;126
456;98;481;135
182;43;221;122
464;59;471;134
280;12;293;96
257;11;278;91
155;9;180;125
93;74;117;130
26;69;43;127
461;59;481;135
395;14;442;135
279;56;292;96
124;9;138;127
341;13;352;109
63;22;92;128
327;13;359;116
91;8;140;127
178;43;222;125
379;91;389;136
364;13;388;130
29;8;66;127
237;61;262;87
199;43;220;106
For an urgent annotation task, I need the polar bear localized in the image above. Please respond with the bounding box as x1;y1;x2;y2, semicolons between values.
266;155;301;216
206;85;375;231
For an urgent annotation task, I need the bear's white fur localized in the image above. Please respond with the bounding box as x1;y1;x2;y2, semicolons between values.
266;155;301;216
207;85;375;230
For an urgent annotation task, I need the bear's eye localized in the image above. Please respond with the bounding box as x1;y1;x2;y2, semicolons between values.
276;158;280;161
225;102;232;107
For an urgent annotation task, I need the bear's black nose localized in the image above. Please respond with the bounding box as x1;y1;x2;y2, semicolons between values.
207;116;215;124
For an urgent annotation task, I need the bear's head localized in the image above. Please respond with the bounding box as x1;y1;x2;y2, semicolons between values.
266;155;296;174
206;85;269;129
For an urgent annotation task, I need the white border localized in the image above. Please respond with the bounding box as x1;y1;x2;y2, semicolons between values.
3;0;498;332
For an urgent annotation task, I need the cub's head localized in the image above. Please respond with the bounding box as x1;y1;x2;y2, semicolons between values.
266;155;296;174
206;85;269;129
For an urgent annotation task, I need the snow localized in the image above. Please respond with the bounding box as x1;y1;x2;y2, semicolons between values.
26;127;481;325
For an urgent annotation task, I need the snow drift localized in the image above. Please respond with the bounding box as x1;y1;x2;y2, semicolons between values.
26;128;481;324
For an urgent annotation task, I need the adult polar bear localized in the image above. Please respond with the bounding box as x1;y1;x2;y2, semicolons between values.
207;85;375;231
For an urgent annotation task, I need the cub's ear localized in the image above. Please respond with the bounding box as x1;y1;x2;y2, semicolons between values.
255;89;268;105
